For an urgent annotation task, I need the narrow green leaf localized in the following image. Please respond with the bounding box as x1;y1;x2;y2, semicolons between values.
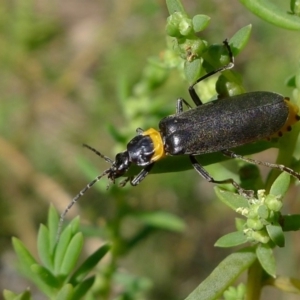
266;224;285;247
70;216;81;236
3;290;17;300
31;264;60;288
70;244;110;284
12;238;53;295
229;24;252;56
54;222;74;274
56;284;74;300
59;233;83;276
214;187;249;211
256;244;276;277
215;231;248;248
184;248;256;300
19;290;33;300
184;58;202;85
12;237;38;270
133;211;186;232
269;172;290;198
282;214;300;231
166;0;186;15
37;224;53;270
3;290;32;300
48;204;59;252
285;75;296;88
291;0;300;15
106;123;127;144
73;277;95;299
239;0;300;30
192;15;210;32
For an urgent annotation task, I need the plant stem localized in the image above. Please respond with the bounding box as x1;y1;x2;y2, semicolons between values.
246;259;263;300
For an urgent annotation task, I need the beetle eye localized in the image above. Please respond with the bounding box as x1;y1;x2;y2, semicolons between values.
114;152;130;173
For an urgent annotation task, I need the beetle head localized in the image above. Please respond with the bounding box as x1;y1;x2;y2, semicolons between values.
107;151;131;182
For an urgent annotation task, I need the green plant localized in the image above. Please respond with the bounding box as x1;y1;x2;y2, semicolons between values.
3;0;300;299
5;206;111;300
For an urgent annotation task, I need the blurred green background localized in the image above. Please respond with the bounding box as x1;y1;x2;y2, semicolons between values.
1;0;300;299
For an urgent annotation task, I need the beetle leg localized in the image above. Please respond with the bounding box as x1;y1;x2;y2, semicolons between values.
119;177;131;187
177;98;193;114
188;85;203;107
130;163;155;186
189;155;254;197
188;39;235;107
136;128;144;134
222;150;300;181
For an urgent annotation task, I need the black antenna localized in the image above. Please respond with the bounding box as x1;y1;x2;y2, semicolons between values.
56;169;111;242
83;144;114;163
56;144;114;242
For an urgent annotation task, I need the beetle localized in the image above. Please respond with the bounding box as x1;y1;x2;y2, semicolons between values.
57;40;300;238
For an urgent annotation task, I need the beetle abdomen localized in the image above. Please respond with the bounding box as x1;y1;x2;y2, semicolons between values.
159;92;296;155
